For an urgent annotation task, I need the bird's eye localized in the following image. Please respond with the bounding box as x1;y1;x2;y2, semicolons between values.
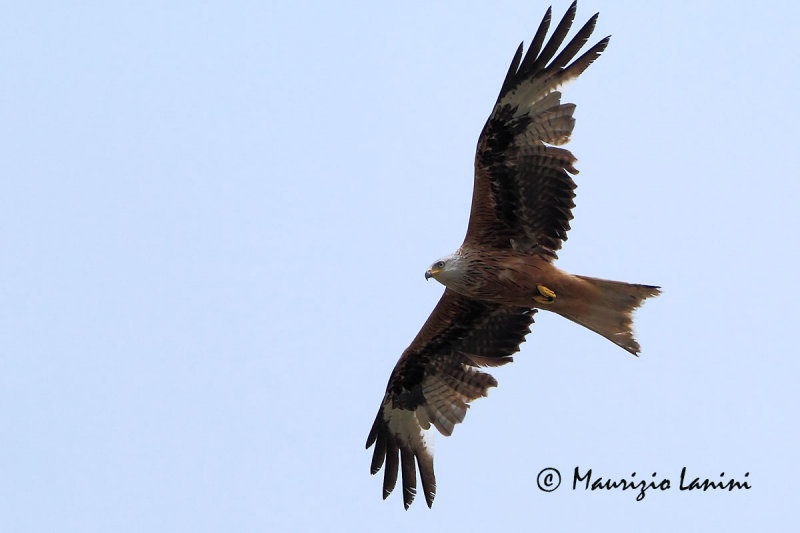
436;261;445;269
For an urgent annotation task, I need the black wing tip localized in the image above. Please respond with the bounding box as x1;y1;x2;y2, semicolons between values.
369;452;383;475
402;488;435;509
585;12;600;31
424;489;435;508
372;428;438;509
365;409;381;449
498;43;525;98
559;1;577;27
538;5;553;31
497;3;608;102
403;491;415;510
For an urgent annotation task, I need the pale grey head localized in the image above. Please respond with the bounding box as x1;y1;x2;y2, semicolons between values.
424;252;466;287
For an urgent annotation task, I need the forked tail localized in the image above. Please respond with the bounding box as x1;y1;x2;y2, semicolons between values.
555;275;661;355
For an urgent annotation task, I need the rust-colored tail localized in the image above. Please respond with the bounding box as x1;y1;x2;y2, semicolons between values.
555;275;660;355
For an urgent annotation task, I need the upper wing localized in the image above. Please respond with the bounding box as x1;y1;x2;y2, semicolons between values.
464;2;610;259
366;289;535;508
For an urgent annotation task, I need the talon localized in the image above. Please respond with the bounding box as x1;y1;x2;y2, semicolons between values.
533;284;556;304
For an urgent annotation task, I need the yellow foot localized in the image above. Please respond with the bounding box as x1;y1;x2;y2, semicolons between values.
533;284;556;305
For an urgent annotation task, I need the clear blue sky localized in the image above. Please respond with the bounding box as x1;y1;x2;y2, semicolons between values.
2;1;798;531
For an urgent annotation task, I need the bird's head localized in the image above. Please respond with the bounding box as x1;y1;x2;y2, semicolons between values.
425;252;465;286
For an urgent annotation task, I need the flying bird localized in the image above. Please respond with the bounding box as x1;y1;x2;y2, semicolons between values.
366;2;660;509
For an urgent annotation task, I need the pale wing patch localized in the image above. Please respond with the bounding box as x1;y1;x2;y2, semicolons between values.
502;64;589;116
385;400;435;456
503;76;564;114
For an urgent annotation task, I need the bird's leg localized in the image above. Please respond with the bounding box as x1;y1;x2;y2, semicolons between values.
533;284;556;304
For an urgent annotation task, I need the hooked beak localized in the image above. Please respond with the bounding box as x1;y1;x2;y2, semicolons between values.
425;268;441;281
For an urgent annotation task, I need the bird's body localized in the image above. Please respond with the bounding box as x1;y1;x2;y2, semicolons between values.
429;247;561;305
366;2;660;509
430;246;659;354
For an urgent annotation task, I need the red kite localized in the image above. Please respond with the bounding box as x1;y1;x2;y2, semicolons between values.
366;2;660;508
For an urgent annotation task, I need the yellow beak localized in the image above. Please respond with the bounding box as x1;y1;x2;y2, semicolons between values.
425;268;441;280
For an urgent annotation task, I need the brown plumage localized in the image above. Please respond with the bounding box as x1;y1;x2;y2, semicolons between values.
366;2;659;509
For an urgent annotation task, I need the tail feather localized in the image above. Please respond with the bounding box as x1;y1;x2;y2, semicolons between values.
556;275;660;355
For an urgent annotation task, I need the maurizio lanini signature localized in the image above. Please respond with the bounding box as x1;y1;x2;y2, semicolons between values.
573;467;751;501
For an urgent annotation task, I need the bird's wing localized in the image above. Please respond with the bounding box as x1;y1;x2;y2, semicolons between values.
464;1;609;259
366;289;535;508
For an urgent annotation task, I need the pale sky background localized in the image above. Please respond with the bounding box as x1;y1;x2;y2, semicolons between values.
2;1;798;531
